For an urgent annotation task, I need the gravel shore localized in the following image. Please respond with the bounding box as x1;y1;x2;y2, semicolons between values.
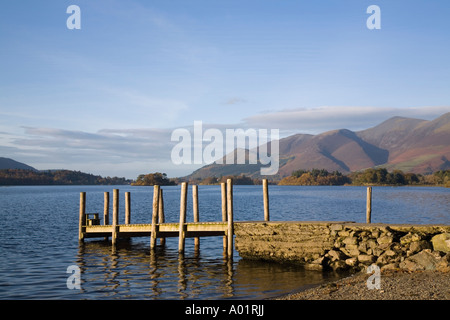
276;270;450;300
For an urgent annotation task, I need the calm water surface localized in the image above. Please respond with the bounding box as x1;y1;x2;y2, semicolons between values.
0;185;448;299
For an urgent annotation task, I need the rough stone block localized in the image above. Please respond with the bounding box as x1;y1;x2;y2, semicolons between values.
431;233;450;253
357;254;376;264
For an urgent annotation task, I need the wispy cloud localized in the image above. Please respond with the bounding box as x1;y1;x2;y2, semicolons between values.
3;106;449;178
243;106;450;134
18;127;174;159
223;98;247;105
6;127;180;177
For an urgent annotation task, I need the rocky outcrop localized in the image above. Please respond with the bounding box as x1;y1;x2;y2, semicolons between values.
234;222;450;272
399;249;450;272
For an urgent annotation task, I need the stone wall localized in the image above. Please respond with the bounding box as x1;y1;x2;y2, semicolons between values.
234;221;450;272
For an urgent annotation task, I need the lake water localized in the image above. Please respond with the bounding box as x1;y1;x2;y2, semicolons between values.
0;185;448;300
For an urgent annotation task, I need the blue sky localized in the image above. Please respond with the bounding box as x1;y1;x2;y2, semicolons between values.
1;0;449;178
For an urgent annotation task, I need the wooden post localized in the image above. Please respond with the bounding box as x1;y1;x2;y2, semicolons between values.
263;179;270;221
103;192;109;225
158;188;165;246
226;179;233;258
112;189;119;245
178;182;188;253
150;185;160;250
366;186;372;224
192;185;200;248
78;192;86;242
125;192;131;225
221;182;227;253
103;192;110;241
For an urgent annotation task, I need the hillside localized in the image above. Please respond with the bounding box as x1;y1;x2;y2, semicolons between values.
0;157;37;171
357;113;450;173
184;112;450;179
277;128;389;176
0;158;131;185
0;169;131;185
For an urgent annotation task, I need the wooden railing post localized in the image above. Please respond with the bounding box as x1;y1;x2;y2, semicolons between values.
178;182;188;253
150;185;160;250
221;182;227;253
263;179;270;221
112;189;119;245
226;179;233;258
366;186;372;224
192;185;200;248
125;192;131;225
78;192;86;242
158;188;165;246
103;192;109;225
103;191;110;241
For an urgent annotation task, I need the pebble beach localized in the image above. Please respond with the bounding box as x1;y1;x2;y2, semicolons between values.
277;270;450;300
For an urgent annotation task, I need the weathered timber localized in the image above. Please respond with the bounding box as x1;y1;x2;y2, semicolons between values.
158;188;165;246
150;185;160;250
179;182;188;253
366;187;372;224
78;192;86;242
125;191;131;225
227;178;234;258
112;189;119;245
79;186;234;258
263;179;269;222
221;182;227;253
192;185;200;248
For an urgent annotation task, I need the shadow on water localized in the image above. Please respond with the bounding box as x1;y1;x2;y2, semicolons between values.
74;239;348;300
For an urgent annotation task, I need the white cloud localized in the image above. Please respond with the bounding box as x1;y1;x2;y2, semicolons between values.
5;127;181;178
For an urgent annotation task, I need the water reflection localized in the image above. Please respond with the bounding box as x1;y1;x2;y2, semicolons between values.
2;185;446;299
75;239;345;300
76;240;236;299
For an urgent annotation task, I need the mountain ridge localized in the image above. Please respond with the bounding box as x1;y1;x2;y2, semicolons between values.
0;157;37;171
185;112;450;179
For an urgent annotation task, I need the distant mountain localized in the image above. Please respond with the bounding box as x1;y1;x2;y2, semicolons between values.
0;157;37;171
357;113;450;173
277;128;389;177
184;112;450;179
187;148;268;180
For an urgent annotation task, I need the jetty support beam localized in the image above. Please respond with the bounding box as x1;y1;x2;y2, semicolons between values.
78;192;86;242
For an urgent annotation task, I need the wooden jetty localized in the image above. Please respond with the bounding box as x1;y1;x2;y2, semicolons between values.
78;178;240;258
78;178;375;259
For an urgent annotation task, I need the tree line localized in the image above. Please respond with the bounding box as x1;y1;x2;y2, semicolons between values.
0;169;131;185
131;172;176;186
184;175;265;185
279;168;450;187
135;168;450;187
279;169;351;186
3;168;448;187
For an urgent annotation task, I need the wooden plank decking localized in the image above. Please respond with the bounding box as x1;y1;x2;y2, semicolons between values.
83;221;228;239
78;179;240;257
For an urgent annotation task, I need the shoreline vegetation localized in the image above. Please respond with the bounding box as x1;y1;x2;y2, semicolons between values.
0;169;132;186
0;167;449;187
182;168;450;188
